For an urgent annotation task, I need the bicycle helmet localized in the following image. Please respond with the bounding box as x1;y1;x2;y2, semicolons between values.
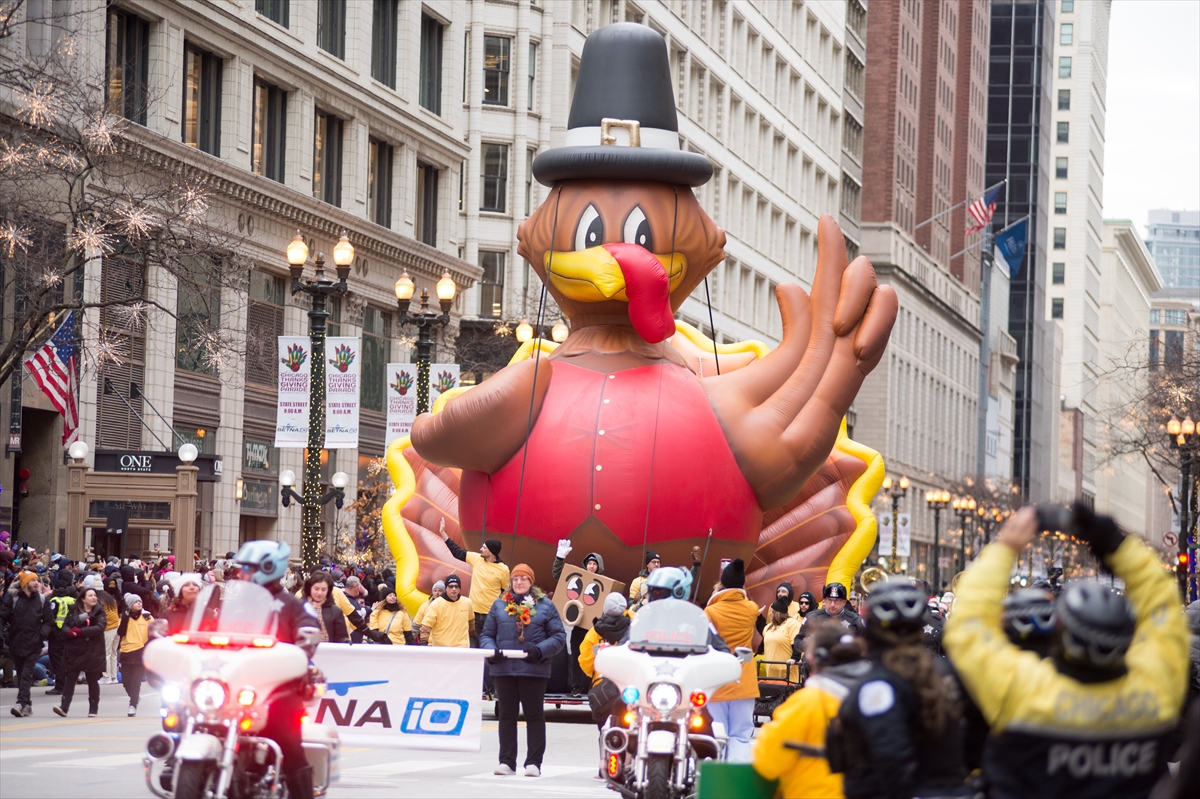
233;540;291;587
1002;588;1057;646
864;577;927;635
645;566;693;601
1055;581;1135;679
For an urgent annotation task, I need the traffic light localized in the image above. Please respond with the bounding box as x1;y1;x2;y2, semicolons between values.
1178;552;1190;574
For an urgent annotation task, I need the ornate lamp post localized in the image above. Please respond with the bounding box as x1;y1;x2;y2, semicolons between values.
953;497;977;574
283;231;354;569
1168;415;1198;599
394;271;457;414
926;489;951;593
882;475;909;573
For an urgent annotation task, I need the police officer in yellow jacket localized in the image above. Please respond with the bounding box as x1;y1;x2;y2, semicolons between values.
944;504;1188;799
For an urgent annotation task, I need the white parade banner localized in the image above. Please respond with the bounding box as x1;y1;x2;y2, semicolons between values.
897;512;912;557
324;337;361;448
312;643;501;751
275;336;311;448
385;362;462;445
878;513;892;554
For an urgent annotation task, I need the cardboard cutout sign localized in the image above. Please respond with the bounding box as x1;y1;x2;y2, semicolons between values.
553;564;625;630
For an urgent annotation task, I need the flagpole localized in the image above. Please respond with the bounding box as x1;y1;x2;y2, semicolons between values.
914;179;1007;231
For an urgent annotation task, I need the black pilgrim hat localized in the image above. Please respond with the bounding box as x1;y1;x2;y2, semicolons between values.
532;23;713;187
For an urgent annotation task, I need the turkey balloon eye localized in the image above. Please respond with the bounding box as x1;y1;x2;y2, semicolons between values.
566;575;582;600
582;581;603;606
623;206;654;251
574;205;604;251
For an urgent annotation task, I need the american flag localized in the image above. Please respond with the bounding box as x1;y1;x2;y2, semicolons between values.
965;185;1003;234
23;311;79;446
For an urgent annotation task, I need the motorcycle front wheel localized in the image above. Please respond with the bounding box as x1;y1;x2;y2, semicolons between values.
174;760;215;799
644;754;672;799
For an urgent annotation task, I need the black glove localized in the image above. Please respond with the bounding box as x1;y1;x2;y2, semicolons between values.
523;643;543;664
487;648;507;665
1070;502;1125;559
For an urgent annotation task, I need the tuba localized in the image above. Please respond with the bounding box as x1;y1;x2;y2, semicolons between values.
858;566;887;595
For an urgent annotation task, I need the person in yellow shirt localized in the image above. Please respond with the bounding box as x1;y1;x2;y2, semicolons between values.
577;594;632;689
761;597;803;681
118;594;152;717
441;525;510;640
753;621;867;799
369;584;414;645
703;558;760;763
412;580;445;634
419;574;475;647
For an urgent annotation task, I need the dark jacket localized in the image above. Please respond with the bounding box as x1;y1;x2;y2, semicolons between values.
480;590;567;678
62;603;107;674
0;589;54;657
794;605;865;657
551;551;605;582
310;596;358;644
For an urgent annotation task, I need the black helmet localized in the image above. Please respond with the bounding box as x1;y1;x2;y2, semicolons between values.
864;577;926;635
1055;582;1135;679
1002;588;1057;647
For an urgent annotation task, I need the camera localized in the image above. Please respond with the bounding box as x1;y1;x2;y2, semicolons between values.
1035;504;1075;537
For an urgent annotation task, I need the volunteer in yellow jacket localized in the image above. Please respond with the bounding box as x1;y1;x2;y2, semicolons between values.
943;504;1188;799
419;574;475;647
369;584;415;645
440;521;510;641
703;558;760;763
117;594;152;717
754;621;869;799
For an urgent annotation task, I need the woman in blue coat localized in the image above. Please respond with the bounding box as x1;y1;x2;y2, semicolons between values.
479;562;566;778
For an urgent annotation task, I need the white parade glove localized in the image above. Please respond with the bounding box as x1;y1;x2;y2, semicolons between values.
555;539;572;559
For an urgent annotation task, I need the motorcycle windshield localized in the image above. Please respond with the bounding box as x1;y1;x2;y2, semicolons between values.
628;599;711;655
185;581;280;636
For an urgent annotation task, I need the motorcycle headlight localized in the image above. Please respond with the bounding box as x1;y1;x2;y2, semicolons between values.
192;679;228;713
160;683;181;705
647;682;681;713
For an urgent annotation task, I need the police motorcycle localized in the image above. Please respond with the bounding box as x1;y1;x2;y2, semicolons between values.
142;580;339;799
594;569;750;799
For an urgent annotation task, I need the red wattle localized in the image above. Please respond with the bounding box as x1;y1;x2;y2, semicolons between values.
603;242;674;344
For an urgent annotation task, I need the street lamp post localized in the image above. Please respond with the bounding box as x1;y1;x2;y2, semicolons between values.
926;490;951;594
953;497;977;575
1167;415;1197;600
882;476;909;573
284;231;355;569
394;271;458;415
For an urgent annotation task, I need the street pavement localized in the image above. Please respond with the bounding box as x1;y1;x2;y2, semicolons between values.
1;683;608;798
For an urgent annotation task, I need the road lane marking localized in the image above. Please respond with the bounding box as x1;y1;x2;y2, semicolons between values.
0;747;83;761
341;760;469;776
65;752;147;768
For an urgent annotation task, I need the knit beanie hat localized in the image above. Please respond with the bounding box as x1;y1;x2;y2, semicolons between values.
18;571;38;590
444;575;461;588
720;558;746;589
485;539;503;558
644;550;660;565
124;593;142;609
510;563;535;583
770;596;791;615
431;580;445;593
603;593;627;617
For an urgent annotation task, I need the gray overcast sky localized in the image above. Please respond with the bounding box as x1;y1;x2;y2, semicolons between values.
1102;0;1200;232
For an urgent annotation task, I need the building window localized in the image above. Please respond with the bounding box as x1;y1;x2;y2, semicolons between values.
1053;227;1067;249
1165;309;1188;326
105;8;149;125
1060;24;1073;45
176;259;221;375
528;42;538;110
484;36;511;106
1052;262;1065;284
525;148;535;217
367;138;393;227
97;251;148;449
1058;89;1071;110
317;0;346;60
1062;0;1074;12
361;307;391;413
327;296;342;337
459;159;465;211
478;251;505;317
415;162;439;246
252;79;286;182
1051;298;1064;319
255;0;289;27
1149;308;1161;325
313;110;343;206
1057;121;1069;143
1059;57;1072;78
371;0;398;88
1056;157;1068;179
183;44;222;156
1054;192;1067;214
246;270;286;386
481;143;508;213
419;14;443;115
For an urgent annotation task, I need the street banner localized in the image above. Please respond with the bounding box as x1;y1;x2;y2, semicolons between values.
324;337;361;449
311;643;491;751
385;363;461;445
878;513;892;554
275;336;311;448
897;512;912;557
994;217;1028;278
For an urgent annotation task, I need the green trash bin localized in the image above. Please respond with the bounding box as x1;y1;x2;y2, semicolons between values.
695;761;778;799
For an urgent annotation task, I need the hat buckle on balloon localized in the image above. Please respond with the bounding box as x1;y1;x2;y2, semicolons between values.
378;24;898;617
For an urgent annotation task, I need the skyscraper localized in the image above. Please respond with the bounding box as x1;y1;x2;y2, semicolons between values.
1145;209;1200;290
986;0;1057;500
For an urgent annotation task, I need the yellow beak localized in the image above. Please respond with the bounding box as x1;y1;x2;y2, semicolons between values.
545;247;686;302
